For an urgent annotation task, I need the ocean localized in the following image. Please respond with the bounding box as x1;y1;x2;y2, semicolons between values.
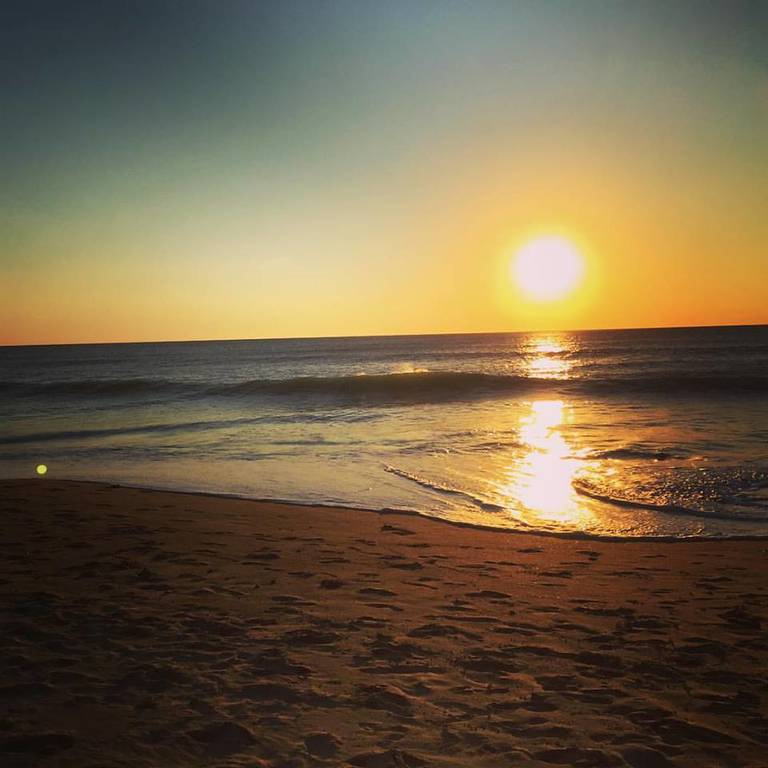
2;325;767;539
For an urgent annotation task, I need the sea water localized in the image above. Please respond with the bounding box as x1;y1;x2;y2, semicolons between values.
2;326;767;538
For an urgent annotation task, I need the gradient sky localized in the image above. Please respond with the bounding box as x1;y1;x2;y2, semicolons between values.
2;0;766;344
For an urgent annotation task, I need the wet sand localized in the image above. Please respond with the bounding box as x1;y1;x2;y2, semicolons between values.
2;479;767;767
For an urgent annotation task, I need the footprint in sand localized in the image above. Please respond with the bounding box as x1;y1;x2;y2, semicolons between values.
304;731;341;759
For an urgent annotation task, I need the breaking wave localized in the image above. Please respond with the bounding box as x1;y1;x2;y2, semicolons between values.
587;447;688;461
573;471;768;523
3;370;766;402
384;466;507;513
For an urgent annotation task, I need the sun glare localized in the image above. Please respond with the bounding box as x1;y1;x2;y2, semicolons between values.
500;399;591;527
511;235;585;301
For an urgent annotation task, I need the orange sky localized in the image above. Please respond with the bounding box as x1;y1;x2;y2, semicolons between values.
3;2;766;345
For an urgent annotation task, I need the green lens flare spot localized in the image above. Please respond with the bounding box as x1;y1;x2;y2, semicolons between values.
36;464;48;476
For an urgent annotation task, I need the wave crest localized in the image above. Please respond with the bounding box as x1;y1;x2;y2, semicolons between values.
3;370;766;402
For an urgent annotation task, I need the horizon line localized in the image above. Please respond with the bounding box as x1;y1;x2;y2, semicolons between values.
2;321;767;349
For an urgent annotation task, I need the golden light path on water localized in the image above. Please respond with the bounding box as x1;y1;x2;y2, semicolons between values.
499;337;595;529
523;335;572;378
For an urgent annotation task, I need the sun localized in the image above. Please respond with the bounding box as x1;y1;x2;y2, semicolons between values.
511;235;585;301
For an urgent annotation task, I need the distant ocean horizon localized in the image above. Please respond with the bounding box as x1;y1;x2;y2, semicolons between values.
5;321;767;349
2;325;767;539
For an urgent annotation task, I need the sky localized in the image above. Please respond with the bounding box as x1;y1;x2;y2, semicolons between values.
2;0;767;344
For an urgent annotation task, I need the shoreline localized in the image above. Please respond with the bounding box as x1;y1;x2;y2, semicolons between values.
10;476;768;543
2;478;767;766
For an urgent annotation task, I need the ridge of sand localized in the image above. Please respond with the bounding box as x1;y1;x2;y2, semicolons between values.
1;480;767;767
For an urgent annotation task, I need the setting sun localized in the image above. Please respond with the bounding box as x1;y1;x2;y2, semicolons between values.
511;235;585;302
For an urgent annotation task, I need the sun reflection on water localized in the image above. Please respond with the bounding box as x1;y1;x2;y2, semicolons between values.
525;336;572;379
501;399;592;527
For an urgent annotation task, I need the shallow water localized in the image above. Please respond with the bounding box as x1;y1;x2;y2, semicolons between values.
2;326;767;538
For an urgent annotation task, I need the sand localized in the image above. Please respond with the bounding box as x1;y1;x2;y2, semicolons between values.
1;479;767;767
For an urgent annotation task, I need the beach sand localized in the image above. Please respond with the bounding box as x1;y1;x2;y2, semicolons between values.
1;479;767;767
